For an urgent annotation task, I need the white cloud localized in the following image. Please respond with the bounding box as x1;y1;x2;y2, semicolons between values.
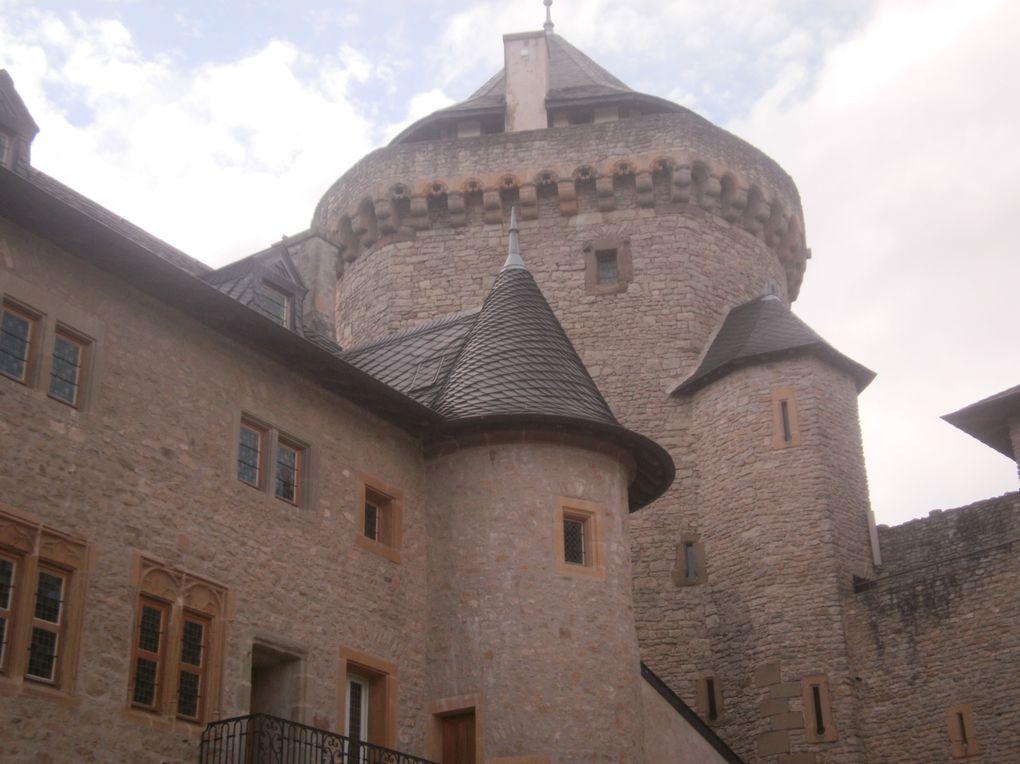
731;0;1020;524
0;9;382;264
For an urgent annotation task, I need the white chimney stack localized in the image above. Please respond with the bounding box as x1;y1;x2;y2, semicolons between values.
503;31;550;133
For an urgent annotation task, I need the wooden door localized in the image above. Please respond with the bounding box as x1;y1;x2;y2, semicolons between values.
440;710;476;764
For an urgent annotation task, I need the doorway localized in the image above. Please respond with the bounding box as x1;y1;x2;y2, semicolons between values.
250;642;303;720
440;709;476;764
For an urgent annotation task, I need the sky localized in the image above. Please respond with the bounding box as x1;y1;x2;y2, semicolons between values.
1;0;1017;526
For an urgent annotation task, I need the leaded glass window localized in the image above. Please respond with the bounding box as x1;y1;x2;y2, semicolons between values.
26;569;64;682
275;440;300;504
132;599;168;708
595;249;619;284
49;332;85;406
0;304;34;381
563;517;586;565
237;422;264;487
258;282;290;327
177;615;206;720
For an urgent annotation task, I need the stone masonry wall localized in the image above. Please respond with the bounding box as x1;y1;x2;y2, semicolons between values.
0;218;430;763
425;441;644;764
635;358;874;764
846;492;1020;763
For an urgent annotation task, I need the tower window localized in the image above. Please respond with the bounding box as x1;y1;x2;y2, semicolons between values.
258;282;291;327
802;674;837;742
596;250;619;284
771;387;801;448
947;704;982;758
555;498;604;577
696;674;724;724
672;533;706;586
584;238;633;295
563;516;587;565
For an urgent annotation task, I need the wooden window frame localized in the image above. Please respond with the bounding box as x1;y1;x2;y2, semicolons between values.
236;414;309;509
0;504;88;700
274;436;303;506
47;326;90;408
126;556;228;728
947;703;982;758
129;596;170;712
0;553;14;673
355;475;403;564
237;418;267;489
672;532;707;586
338;646;397;749
260;281;293;328
802;674;838;743
554;497;605;578
0;300;41;385
771;387;802;449
583;237;633;295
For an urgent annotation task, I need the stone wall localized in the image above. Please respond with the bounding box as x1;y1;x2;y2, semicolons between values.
846;492;1020;763
424;440;644;764
0;218;431;762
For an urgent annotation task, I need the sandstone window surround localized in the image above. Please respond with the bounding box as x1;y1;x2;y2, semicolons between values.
582;237;633;296
554;497;605;578
338;646;398;750
355;474;403;564
126;555;228;727
0;287;99;411
0;504;89;701
771;386;802;449
235;413;310;508
695;673;724;724
801;674;838;743
947;703;982;759
672;532;707;586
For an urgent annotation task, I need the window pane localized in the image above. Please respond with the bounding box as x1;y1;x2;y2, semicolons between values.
595;250;619;284
0;558;12;609
49;335;82;404
258;284;289;326
35;571;64;623
364;502;378;540
348;681;364;740
0;309;31;379
133;657;158;706
685;543;698;581
177;670;200;718
27;627;57;680
275;443;298;502
138;605;163;652
237;425;262;485
0;617;6;664
563;518;586;565
180;620;204;666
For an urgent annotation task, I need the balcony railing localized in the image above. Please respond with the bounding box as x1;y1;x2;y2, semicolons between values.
200;713;438;764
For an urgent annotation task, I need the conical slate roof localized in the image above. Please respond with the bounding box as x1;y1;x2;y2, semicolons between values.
675;295;875;395
433;262;617;425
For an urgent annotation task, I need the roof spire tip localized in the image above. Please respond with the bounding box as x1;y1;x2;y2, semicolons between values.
543;0;554;32
503;206;526;271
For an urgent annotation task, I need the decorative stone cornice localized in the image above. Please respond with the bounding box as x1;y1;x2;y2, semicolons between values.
316;154;809;298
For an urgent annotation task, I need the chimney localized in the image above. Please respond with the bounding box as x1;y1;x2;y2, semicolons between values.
503;32;549;132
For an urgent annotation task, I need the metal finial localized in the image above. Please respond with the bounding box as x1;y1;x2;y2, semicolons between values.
543;0;554;32
503;207;526;270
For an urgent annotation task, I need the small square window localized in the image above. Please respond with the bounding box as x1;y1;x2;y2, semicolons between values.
356;477;403;563
555;498;604;577
595;250;619;284
0;301;38;383
48;329;89;407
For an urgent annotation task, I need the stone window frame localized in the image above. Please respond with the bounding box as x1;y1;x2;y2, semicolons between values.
355;474;403;564
0;278;103;413
554;497;605;578
802;674;838;743
0;503;90;702
695;673;725;725
125;554;228;728
947;703;982;758
235;413;311;509
583;237;633;295
672;532;707;586
338;645;398;749
771;386;802;449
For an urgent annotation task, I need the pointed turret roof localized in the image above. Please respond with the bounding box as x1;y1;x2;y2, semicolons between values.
391;33;680;144
675;295;875;395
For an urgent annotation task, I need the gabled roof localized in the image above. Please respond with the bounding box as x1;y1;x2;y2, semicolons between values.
942;384;1020;460
675;295;875;395
0;70;39;136
204;244;308;329
391;33;680;144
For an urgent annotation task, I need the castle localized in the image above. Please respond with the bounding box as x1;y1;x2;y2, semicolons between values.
0;12;1018;764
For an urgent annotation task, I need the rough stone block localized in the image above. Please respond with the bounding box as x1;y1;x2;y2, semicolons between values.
770;682;802;699
760;698;789;716
755;662;782;687
758;730;790;756
771;711;804;730
777;754;817;764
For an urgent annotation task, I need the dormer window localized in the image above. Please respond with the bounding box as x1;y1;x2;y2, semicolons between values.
0;132;10;168
259;282;291;327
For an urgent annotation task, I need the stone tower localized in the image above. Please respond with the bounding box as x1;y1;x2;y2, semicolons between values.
292;21;876;764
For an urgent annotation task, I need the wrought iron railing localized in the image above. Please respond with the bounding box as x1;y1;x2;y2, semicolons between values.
199;713;438;764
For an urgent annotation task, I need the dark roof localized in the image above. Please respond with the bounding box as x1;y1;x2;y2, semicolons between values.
0;70;39;136
433;266;617;424
342;309;480;406
204;244;308;328
675;295;875;395
942;384;1020;460
391;33;680;144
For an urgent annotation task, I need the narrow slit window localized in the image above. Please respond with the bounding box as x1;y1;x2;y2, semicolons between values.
812;685;825;735
49;330;88;407
563;516;587;566
706;677;718;721
802;674;837;742
26;568;66;683
684;542;698;582
780;400;792;443
948;704;981;758
957;713;968;751
0;302;36;382
595;250;619;284
275;439;302;504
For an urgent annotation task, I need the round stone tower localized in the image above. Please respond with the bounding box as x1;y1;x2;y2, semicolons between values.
305;20;878;764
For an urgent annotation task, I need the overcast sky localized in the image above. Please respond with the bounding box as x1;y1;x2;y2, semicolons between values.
2;0;1017;526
